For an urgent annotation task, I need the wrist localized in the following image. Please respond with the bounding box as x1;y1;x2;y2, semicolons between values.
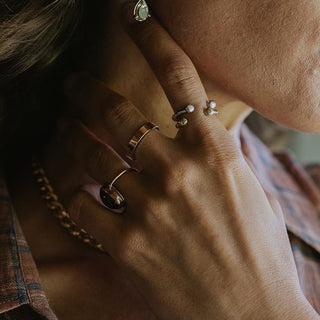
274;295;319;320
243;283;319;320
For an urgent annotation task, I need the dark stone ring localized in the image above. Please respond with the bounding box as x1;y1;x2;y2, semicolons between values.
99;168;135;214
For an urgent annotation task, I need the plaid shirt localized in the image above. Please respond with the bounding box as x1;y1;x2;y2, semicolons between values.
1;123;320;319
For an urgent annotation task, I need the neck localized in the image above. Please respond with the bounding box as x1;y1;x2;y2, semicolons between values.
85;5;253;146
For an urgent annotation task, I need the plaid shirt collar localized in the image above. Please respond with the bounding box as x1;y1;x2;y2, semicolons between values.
240;124;320;253
0;179;57;319
0;123;320;318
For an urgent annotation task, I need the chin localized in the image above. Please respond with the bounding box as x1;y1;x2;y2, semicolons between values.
263;68;320;134
155;0;320;135
268;99;320;135
197;51;320;135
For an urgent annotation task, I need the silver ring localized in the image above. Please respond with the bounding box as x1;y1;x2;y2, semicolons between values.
172;104;195;128
204;100;219;116
100;168;136;214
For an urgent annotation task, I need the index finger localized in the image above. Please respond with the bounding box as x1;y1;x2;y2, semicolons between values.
121;2;226;139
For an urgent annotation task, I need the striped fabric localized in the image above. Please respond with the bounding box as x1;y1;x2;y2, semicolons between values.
0;180;57;319
0;123;320;318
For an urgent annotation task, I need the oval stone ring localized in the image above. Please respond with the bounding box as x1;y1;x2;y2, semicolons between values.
100;168;137;214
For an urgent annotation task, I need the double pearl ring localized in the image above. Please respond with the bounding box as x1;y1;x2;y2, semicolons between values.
172;100;219;128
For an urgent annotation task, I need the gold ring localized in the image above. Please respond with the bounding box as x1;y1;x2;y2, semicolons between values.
127;122;159;160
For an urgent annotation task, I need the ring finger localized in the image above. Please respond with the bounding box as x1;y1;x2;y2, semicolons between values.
58;119;152;218
59;119;130;186
64;74;171;169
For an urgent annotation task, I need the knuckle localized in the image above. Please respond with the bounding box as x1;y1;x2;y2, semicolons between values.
86;143;110;176
163;53;198;90
106;97;133;125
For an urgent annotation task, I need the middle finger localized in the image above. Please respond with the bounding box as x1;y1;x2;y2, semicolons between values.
64;74;169;167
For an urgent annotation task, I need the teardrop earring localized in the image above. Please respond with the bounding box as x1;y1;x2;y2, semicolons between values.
134;0;151;22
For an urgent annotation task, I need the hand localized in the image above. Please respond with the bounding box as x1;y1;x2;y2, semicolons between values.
45;5;318;320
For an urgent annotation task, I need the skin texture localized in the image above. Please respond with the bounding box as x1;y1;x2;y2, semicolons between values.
150;0;320;133
8;0;320;319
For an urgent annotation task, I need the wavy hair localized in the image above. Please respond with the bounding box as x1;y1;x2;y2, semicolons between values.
0;0;81;83
0;0;83;166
